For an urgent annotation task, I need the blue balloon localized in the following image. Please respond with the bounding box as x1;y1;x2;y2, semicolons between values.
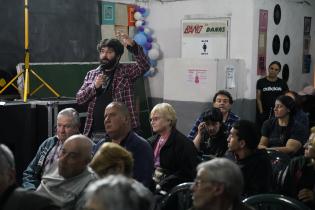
144;69;154;77
143;69;151;77
144;42;152;50
147;36;153;43
139;7;146;14
150;59;157;67
142;9;149;17
134;33;147;46
135;5;140;12
142;48;148;55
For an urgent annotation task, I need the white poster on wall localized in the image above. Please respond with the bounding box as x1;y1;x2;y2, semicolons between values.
181;18;230;59
164;58;218;102
186;68;209;85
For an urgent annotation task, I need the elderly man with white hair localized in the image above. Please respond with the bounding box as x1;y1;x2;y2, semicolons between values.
192;158;254;210
23;108;81;190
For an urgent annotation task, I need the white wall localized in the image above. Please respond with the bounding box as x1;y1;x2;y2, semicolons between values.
107;0;315;99
144;0;256;99
254;0;315;93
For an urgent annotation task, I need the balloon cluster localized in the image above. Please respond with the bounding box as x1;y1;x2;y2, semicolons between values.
133;5;159;77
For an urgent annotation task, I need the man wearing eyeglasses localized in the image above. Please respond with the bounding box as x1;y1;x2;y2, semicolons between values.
192;158;253;210
36;134;97;210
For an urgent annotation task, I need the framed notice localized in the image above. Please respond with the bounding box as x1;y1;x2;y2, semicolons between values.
302;17;312;73
101;2;115;25
304;17;312;35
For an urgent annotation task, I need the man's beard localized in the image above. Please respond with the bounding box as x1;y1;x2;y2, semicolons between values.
100;57;118;73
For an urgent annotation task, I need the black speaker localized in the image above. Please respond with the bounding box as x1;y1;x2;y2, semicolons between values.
0;103;37;184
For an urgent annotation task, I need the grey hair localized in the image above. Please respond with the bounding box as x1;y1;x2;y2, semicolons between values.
197;158;243;200
57;107;80;128
107;102;130;119
84;175;152;210
0;144;15;172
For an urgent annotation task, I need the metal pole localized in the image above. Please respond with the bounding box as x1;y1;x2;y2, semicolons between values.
24;0;30;102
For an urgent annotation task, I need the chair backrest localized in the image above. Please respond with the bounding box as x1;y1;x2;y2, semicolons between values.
159;182;193;210
266;150;291;192
243;193;312;210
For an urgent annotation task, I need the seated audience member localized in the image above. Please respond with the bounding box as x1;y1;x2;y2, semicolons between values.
299;85;315;128
0;144;60;210
93;102;154;188
227;120;272;197
90;143;153;210
36;134;97;210
83;175;153;210
148;103;199;192
23;108;81;190
282;127;315;209
90;142;133;177
188;90;240;140
192;158;254;210
259;95;308;156
285;90;310;131
193;108;228;159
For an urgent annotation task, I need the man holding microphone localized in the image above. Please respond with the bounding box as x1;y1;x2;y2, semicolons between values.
76;32;150;141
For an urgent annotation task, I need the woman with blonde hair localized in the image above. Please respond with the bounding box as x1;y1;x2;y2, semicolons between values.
90;142;133;177
89;143;154;210
148;103;199;193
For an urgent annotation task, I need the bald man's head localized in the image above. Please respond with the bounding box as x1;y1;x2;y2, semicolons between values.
58;134;93;178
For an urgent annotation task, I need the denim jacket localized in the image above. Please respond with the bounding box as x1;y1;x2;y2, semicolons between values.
22;136;59;190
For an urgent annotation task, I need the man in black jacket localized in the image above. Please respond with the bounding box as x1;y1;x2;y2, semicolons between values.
192;108;228;159
227;120;272;197
0;144;60;210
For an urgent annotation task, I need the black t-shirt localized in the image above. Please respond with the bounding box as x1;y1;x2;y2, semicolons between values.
256;77;288;114
261;118;307;148
237;149;272;197
92;78;113;133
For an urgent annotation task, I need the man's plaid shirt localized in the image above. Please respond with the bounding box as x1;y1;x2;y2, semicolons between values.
76;44;150;135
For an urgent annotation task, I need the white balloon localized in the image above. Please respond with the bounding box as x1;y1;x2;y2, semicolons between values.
147;67;157;77
148;48;160;60
150;67;157;74
151;34;157;40
151;42;160;50
134;12;143;20
135;20;144;28
144;27;151;35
